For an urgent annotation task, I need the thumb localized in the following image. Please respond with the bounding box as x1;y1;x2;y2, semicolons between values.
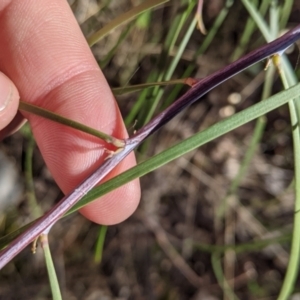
0;72;20;131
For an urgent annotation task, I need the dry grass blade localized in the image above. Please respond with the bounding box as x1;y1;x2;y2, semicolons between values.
87;0;169;46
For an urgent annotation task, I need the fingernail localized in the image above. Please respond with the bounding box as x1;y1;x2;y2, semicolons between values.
0;72;13;112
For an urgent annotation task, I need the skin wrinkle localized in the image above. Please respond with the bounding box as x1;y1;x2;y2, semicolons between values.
32;61;101;104
28;71;119;139
4;3;29;44
33;122;105;179
1;3;99;102
34;68;105;109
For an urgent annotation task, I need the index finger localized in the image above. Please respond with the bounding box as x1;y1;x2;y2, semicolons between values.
0;0;140;224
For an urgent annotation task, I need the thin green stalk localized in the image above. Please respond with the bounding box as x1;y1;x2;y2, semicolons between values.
196;0;234;55
241;1;300;297
279;0;293;29
124;0;204;130
125;71;157;126
194;234;291;254
270;0;279;39
124;1;189;127
231;0;271;61
113;78;190;95
94;225;107;264
41;234;62;300
19;101;124;148
211;252;239;300
241;0;272;41
163;0;233;108
142;2;197;125
25;135;42;219
165;0;193;54
165;19;196;82
134;1;196;156
277;63;300;300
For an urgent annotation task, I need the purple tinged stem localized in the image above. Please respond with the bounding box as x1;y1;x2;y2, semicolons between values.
1;24;300;269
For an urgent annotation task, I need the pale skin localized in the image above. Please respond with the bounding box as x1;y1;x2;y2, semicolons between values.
0;0;140;225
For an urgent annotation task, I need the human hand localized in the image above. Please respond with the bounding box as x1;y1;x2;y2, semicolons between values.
0;72;20;133
0;0;140;225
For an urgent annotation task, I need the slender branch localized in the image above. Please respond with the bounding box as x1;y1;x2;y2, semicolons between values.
1;24;300;269
19;102;125;148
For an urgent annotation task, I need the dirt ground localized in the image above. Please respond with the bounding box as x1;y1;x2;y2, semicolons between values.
1;1;300;299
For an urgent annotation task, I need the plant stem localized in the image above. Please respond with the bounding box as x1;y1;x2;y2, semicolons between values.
41;234;63;300
19;101;125;148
